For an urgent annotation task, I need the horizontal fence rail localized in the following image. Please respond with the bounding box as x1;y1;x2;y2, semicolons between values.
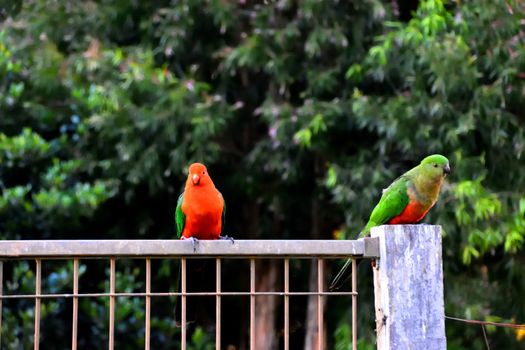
0;239;380;258
0;239;380;350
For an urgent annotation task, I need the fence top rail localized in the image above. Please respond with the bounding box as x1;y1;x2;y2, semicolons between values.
0;239;379;259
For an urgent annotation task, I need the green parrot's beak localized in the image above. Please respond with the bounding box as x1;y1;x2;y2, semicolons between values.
444;164;451;176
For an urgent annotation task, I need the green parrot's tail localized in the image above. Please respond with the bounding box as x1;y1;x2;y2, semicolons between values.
358;221;375;239
329;258;361;291
330;227;371;290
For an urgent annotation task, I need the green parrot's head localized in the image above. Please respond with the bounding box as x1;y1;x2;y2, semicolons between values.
420;154;451;178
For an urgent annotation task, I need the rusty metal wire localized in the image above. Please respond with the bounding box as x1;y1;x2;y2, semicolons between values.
34;259;41;350
145;258;151;350
445;315;525;330
250;258;256;350
181;257;187;350
215;258;221;349
0;261;2;350
445;314;525;350
0;291;357;299
109;258;115;350
72;259;79;350
351;258;357;350
284;258;290;350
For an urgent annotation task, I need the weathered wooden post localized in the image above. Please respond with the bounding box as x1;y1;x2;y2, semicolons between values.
371;225;446;350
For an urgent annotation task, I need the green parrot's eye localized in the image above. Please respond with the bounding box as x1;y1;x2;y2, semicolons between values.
433;164;438;168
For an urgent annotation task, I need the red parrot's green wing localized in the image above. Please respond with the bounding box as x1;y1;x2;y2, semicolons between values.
175;192;185;239
359;175;410;238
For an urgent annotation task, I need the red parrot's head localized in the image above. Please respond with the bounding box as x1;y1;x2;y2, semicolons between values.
187;163;213;186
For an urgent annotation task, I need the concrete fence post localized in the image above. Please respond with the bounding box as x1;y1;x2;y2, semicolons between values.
371;225;446;350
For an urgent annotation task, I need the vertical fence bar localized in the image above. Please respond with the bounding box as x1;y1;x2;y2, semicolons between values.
34;259;41;350
351;259;357;350
145;258;151;350
109;258;116;350
0;260;3;350
250;258;255;350
72;259;79;350
181;258;187;350
317;259;324;350
216;258;221;349
284;258;290;350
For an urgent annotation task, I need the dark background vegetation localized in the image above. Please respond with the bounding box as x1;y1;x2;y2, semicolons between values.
0;0;524;349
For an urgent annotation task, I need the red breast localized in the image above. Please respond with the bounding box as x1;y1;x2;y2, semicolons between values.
388;200;431;224
181;163;224;239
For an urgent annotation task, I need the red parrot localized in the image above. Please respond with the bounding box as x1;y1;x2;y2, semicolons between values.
175;163;230;249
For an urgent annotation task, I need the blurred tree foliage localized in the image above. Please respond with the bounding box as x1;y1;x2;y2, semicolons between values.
0;0;524;348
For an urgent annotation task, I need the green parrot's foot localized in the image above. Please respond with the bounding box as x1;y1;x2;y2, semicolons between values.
181;236;199;252
219;235;235;244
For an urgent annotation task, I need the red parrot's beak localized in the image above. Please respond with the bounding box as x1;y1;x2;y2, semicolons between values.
192;174;200;185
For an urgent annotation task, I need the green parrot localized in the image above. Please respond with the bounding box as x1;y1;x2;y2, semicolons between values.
329;154;450;290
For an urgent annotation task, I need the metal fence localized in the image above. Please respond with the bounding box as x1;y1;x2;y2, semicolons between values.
0;239;379;350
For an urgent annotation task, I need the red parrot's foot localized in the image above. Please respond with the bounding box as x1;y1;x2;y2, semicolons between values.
181;236;199;252
371;259;377;268
219;235;235;244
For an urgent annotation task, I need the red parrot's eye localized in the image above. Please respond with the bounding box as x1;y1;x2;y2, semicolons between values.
202;171;206;175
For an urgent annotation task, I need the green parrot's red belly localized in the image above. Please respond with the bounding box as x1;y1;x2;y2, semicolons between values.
388;200;431;224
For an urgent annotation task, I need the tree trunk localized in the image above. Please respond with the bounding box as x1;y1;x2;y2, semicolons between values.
303;259;326;350
254;259;280;350
304;185;326;350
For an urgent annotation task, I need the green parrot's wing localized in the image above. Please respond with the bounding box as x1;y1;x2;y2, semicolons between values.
175;192;186;238
332;173;413;291
332;175;411;290
359;175;410;237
